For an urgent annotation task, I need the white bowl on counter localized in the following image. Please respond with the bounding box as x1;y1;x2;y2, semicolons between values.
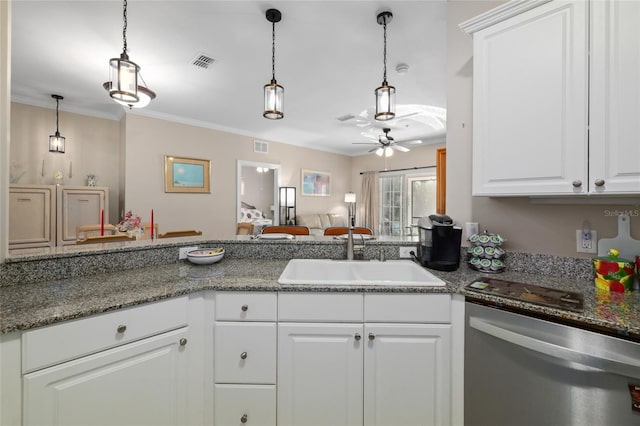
186;248;225;265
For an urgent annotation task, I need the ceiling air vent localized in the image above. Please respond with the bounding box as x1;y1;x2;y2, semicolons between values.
191;53;215;69
254;140;269;154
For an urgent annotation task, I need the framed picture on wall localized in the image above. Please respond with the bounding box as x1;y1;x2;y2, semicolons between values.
301;169;331;196
164;155;211;193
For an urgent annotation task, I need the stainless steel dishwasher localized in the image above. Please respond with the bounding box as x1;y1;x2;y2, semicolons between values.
465;301;640;426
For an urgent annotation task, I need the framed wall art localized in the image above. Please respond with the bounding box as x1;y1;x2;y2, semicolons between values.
164;155;211;193
301;169;331;196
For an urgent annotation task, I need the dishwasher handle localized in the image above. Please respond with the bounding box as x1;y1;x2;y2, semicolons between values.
470;316;640;378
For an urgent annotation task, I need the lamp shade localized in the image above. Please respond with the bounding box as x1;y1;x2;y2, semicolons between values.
375;83;396;121
108;54;140;103
49;133;65;153
264;81;284;119
103;81;156;109
344;192;356;204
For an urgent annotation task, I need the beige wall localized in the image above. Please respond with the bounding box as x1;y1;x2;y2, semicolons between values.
9;102;121;223
447;0;640;257
124;114;352;238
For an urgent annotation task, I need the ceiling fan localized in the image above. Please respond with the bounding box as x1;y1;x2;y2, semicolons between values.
353;128;419;157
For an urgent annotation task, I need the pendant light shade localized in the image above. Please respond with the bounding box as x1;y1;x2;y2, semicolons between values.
375;11;395;121
264;9;284;120
104;0;155;108
49;94;66;154
108;53;139;103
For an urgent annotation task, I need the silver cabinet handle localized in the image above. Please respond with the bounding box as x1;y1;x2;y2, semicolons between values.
116;325;127;334
241;414;248;423
594;179;605;187
572;180;582;188
241;304;249;312
179;338;188;346
368;333;375;341
354;333;361;341
240;351;248;360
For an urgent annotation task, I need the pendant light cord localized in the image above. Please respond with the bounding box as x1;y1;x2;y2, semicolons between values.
122;0;128;56
271;21;276;83
382;17;388;84
55;98;60;135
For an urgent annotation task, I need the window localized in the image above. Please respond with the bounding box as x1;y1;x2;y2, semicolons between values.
379;168;436;236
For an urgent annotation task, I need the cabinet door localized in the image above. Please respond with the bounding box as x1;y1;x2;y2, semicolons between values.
472;1;588;195
589;0;640;193
23;328;189;426
9;185;56;248
277;323;363;426
364;324;451;426
57;186;108;245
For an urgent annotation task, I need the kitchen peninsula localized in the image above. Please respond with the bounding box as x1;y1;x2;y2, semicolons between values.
2;236;640;426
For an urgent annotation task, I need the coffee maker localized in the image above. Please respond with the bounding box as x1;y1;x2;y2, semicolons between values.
417;214;462;271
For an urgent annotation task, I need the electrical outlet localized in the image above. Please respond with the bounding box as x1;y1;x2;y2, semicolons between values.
576;230;597;254
179;246;198;260
399;246;416;259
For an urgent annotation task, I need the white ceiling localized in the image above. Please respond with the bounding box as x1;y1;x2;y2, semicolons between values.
10;0;447;156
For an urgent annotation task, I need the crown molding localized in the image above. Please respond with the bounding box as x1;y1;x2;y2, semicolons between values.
459;0;553;36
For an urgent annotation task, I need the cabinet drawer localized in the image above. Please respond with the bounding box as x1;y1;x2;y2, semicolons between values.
278;292;363;322
215;384;276;426
22;296;188;373
215;322;276;384
215;292;277;321
364;294;451;323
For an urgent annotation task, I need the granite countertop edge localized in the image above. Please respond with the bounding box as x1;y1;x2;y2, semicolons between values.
1;258;638;339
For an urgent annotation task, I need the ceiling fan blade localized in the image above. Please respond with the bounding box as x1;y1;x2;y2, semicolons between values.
352;142;379;145
391;145;410;152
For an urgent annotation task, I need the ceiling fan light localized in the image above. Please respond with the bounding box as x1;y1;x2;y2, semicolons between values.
385;147;393;157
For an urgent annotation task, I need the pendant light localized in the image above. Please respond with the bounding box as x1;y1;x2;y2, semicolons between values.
374;11;395;121
49;94;66;154
104;0;155;108
263;8;284;120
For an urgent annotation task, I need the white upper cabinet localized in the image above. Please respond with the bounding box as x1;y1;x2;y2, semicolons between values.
589;0;640;194
463;0;640;196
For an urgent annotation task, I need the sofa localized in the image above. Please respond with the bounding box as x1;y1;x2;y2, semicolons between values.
296;213;347;236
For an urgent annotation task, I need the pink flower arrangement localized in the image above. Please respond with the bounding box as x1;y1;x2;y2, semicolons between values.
118;210;142;231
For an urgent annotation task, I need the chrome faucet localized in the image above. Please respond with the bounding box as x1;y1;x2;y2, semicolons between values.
346;226;355;260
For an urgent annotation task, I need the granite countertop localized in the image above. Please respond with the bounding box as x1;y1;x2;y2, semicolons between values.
1;257;639;341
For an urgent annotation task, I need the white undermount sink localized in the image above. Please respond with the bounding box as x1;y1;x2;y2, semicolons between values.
277;259;445;286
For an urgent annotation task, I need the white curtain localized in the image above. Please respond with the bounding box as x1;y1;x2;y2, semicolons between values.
361;172;380;234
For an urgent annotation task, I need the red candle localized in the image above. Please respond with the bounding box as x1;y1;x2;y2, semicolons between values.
150;209;154;239
100;209;104;236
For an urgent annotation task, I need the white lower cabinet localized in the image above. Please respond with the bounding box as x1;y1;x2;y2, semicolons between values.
214;292;278;426
276;293;452;426
363;324;451;426
277;323;364;426
23;327;190;426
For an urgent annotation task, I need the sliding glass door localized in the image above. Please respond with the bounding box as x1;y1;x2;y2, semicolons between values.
379;169;436;236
